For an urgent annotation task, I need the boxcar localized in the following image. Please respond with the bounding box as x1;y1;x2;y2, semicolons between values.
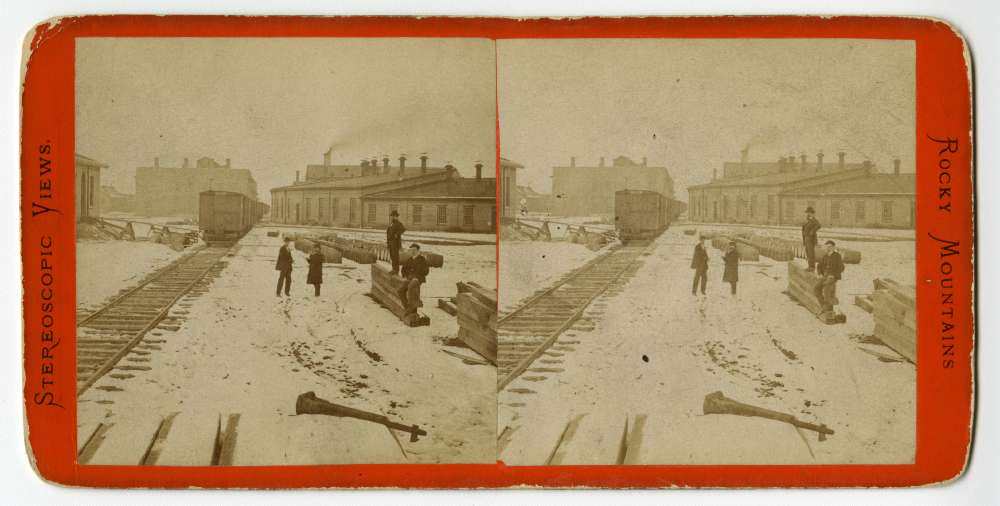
199;190;265;245
614;190;688;242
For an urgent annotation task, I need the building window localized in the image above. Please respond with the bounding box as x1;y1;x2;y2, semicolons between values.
350;199;359;222
750;195;756;218
389;204;399;219
318;198;327;219
463;205;474;226
882;201;893;223
412;205;422;224
784;200;794;220
368;203;376;224
831;200;841;220
856;200;865;222
305;198;312;220
331;198;338;220
437;205;448;225
768;195;775;220
89;174;96;208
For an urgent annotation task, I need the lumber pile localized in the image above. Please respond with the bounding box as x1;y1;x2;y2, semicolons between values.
735;232;861;264
710;236;760;261
369;263;430;327
315;237;376;264
318;235;443;267
569;226;610;251
455;281;497;365
871;278;916;363
513;220;552;241
786;260;845;324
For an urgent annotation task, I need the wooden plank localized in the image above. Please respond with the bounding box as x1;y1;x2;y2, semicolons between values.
85;414;164;465
854;295;874;313
874;320;916;363
212;413;241;466
140;412;180;465
370;264;429;325
77;422;114;465
437;298;458;316
154;412;219;466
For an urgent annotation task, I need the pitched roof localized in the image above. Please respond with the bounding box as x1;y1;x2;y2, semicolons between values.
688;167;871;190
363;177;495;200
516;185;549;198
782;173;916;196
501;158;524;169
271;168;450;192
75;153;108;168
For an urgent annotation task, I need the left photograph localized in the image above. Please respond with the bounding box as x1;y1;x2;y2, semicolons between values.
74;38;498;465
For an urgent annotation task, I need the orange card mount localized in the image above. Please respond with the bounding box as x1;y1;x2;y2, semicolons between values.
21;16;973;488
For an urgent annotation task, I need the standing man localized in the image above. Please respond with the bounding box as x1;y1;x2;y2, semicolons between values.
722;241;740;296
387;209;406;275
275;236;294;297
691;236;709;296
802;206;822;272
399;243;429;317
814;240;845;318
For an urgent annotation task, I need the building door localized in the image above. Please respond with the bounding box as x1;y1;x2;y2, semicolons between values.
295;204;300;224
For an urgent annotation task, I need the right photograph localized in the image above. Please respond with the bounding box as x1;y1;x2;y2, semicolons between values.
497;39;917;465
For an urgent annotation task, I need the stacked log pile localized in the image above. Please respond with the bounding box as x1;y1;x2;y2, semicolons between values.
455;281;497;365
709;236;760;261
290;235;344;264
870;278;916;363
317;235;443;267
735;232;861;264
369;263;430;327
786;260;845;323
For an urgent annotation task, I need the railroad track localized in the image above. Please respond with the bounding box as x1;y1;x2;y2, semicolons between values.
497;241;653;390
76;245;232;396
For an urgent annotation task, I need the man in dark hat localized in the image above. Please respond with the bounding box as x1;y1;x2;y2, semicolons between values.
802;206;822;272
690;235;709;296
814;240;845;318
399;243;429;316
386;209;406;275
275;236;294;297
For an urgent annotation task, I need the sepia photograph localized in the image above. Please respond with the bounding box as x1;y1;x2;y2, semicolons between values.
73;37;498;465
497;39;917;465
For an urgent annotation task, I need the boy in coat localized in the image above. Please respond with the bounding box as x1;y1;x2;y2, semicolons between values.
691;236;709;296
814;240;845;315
386;210;406;275
275;236;294;297
399;243;430;316
722;241;740;296
802;206;822;272
306;244;325;296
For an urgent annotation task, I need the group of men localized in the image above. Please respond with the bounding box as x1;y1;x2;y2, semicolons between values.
689;206;845;320
273;209;429;319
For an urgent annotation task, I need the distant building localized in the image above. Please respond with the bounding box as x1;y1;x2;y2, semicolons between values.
500;158;522;223
270;152;496;233
75;153;106;222
135;156;258;218
100;185;135;214
516;185;552;214
687;151;915;229
551;155;674;216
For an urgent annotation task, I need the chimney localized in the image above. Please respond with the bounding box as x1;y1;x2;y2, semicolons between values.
361;160;370;176
295;170;300;183
642;156;648;167
893;158;901;176
323;148;332;167
382;156;390;174
475;162;483;180
420;155;429;174
398;154;406;176
816;152;824;172
837;151;846;171
787;154;796;171
599;157;605;168
570;156;576;168
371;158;379;174
182;157;189;169
154;157;160;169
800;153;807;170
225;158;231;168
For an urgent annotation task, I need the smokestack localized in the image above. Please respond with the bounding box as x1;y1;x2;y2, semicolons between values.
225;158;231;168
420;155;429;174
816;152;824;172
778;156;786;173
154;157;160;169
323;148;332;167
360;160;368;176
800;153;807;170
642;156;648;167
599;157;605;168
382;156;390;174
182;158;189;169
838;151;846;171
893;158;901;176
570;156;576;168
371;158;378;175
398;154;406;176
295;170;300;183
475;162;483;180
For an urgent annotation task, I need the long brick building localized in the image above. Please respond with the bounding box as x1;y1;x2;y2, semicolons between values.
687;151;915;229
135;156;258;217
551;155;674;217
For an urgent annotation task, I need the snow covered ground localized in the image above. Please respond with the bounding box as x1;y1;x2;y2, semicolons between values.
499;239;609;312
499;227;915;465
78;227;496;464
76;239;187;313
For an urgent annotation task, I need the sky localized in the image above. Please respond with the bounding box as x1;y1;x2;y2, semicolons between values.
76;38;497;195
498;39;915;195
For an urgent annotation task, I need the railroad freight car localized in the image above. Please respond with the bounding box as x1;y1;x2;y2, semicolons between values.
199;190;266;245
614;189;686;242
